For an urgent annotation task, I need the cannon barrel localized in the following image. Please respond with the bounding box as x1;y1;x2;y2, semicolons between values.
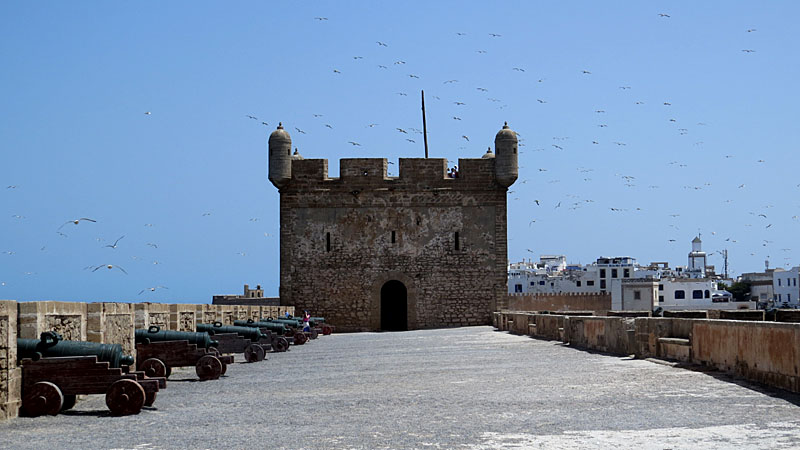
233;319;290;335
196;322;268;342
17;331;135;368
135;325;218;349
263;318;305;328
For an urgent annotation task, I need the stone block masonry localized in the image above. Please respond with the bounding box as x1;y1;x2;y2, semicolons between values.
87;303;135;365
494;310;800;394
269;122;518;332
0;301;21;420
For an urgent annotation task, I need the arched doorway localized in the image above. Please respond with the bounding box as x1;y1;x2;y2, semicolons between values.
381;280;407;331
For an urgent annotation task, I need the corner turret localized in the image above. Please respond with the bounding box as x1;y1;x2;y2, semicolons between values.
494;122;518;187
268;123;292;188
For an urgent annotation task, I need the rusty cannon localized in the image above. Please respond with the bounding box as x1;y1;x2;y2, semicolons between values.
18;332;166;417
193;323;268;362
135;326;233;381
232;319;303;347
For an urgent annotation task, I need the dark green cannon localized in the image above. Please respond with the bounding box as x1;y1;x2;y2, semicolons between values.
263;318;305;328
233;319;291;335
196;322;268;343
135;325;218;349
17;331;135;368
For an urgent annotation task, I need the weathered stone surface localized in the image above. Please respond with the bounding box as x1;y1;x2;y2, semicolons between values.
170;304;196;332
17;301;87;341
276;156;511;332
86;303;135;364
0;300;20;421
507;292;611;312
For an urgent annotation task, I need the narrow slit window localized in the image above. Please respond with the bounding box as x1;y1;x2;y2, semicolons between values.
391;231;396;243
326;232;331;252
454;232;460;250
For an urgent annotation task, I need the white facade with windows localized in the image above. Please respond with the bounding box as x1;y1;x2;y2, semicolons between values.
655;278;747;310
773;266;800;308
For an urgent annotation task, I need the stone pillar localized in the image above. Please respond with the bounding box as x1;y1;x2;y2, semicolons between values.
0;301;21;421
86;303;135;365
170;304;196;332
134;303;170;330
17;301;87;341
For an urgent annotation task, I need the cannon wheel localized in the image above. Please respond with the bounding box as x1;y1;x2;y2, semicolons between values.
105;379;145;416
274;337;289;352
322;325;333;335
165;365;172;378
144;391;157;407
140;358;167;378
294;331;307;345
309;328;318;340
60;394;77;411
244;343;265;362
23;381;63;417
195;355;223;381
220;361;227;376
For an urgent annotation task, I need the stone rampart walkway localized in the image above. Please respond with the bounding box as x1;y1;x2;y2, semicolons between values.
2;326;800;449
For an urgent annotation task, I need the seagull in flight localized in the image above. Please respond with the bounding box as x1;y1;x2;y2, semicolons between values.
314;17;328;21
139;286;169;295
377;41;387;47
348;141;361;146
92;264;128;274
489;33;501;37
246;115;258;120
461;135;469;142
59;218;96;230
104;236;125;249
658;13;670;17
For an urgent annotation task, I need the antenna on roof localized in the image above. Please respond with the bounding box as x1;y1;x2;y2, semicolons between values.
421;90;429;158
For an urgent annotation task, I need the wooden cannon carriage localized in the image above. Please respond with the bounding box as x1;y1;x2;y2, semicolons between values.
20;356;166;417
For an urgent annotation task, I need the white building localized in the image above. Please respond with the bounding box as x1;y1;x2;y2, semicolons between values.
773;266;800;308
507;256;635;294
740;270;775;306
654;278;742;310
687;236;707;278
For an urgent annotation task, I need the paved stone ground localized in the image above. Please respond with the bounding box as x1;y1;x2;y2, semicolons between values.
2;326;800;449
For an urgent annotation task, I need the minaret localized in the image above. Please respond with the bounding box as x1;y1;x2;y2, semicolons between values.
268;123;292;189
494;122;518;187
688;236;707;278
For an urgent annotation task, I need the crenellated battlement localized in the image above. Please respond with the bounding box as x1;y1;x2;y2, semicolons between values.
286;157;498;188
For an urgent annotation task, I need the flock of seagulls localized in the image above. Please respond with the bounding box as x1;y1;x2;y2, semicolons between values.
2;10;794;295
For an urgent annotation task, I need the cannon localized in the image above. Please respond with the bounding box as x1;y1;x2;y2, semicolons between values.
233;319;306;346
196;322;269;343
135;325;218;350
204;332;266;363
136;338;232;381
261;318;318;341
231;320;293;351
18;331;135;369
18;333;166;417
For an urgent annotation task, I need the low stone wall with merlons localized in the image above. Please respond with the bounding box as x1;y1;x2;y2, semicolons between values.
0;301;21;421
0;300;298;422
493;310;800;394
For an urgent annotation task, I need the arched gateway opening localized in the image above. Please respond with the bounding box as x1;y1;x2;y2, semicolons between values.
380;280;408;331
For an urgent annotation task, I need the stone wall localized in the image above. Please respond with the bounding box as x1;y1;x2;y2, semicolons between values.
0;301;21;421
507;293;611;312
279;157;510;332
563;316;636;355
87;303;135;364
170;304;197;332
134;303;170;330
18;301;87;341
692;320;800;392
494;310;800;393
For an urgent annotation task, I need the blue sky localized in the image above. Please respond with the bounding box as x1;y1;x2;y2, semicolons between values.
2;2;799;302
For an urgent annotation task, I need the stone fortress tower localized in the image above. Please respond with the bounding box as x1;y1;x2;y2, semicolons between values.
268;122;518;332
